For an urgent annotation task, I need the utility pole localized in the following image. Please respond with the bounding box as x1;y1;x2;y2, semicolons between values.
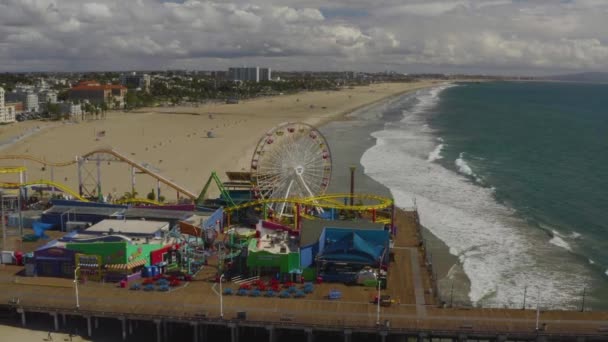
522;286;527;310
581;287;586;312
1;190;5;251
449;281;454;307
376;278;381;326
535;287;541;331
349;166;356;206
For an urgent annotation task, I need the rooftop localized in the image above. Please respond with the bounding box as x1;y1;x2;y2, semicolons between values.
82;219;169;236
250;229;298;254
70;81;127;91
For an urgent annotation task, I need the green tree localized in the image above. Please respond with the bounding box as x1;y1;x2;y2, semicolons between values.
146;189;156;201
125;91;137;109
46;101;62;120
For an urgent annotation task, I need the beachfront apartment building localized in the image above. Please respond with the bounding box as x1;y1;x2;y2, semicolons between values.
59;103;82;118
5;90;39;113
228;67;272;82
0;87;16;123
39;90;58;104
69;81;127;108
120;72;151;92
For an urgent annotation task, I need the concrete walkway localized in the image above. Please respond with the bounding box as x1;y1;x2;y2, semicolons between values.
409;248;427;317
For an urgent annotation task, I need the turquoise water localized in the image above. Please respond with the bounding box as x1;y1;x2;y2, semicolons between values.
360;82;608;309
432;82;608;275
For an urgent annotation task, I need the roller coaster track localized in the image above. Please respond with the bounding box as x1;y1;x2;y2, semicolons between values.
225;193;393;212
0;166;26;174
115;198;163;206
0;180;88;202
0;148;197;200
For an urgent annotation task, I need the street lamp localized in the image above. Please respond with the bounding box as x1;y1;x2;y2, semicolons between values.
219;273;225;319
74;266;81;309
376;277;381;326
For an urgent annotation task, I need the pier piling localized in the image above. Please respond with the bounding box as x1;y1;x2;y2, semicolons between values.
154;320;162;342
52;312;59;331
229;323;238;342
18;308;26;327
121;317;127;341
344;329;352;342
191;322;199;342
305;328;314;342
86;316;92;337
266;325;275;342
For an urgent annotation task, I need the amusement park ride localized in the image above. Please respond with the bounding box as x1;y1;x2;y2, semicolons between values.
0;122;395;231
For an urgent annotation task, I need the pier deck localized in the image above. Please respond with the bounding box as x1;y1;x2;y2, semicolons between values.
1;210;607;340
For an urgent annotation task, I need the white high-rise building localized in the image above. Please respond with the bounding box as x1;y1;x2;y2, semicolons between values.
259;68;272;81
228;67;272;82
120;72;151;91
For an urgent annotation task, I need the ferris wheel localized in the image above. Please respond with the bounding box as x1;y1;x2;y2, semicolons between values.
251;122;332;217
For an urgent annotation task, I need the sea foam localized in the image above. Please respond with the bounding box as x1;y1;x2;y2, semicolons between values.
361;84;592;309
455;152;475;176
427;144;444;162
549;234;572;252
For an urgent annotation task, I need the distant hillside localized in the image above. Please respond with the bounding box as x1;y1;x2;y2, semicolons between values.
544;72;608;84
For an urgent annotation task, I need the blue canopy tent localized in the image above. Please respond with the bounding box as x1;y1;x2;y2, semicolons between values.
318;232;384;264
316;228;390;283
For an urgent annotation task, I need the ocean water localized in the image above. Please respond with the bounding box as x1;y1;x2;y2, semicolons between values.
360;82;608;310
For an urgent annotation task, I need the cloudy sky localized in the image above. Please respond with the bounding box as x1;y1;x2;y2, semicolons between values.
1;0;608;75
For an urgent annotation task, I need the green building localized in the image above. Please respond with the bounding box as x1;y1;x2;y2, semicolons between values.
246;237;300;278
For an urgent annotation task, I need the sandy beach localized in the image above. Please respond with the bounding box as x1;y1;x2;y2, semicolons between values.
0;81;437;201
0;325;91;342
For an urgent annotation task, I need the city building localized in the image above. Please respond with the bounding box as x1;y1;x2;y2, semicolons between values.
228;67;272;82
39;90;58;104
59;102;83;118
6;101;25;114
69;81;127;108
120;72;151;92
0;87;16;123
5;91;39;112
259;68;272;81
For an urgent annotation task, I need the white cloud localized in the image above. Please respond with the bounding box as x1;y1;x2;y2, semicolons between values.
1;0;608;73
81;2;112;20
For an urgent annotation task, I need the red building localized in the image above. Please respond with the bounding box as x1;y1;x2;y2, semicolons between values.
69;81;127;108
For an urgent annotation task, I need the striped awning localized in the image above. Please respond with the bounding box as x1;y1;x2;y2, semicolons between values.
105;259;146;271
78;263;99;268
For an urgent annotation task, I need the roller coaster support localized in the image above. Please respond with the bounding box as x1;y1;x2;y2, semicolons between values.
349;166;356;206
156;180;161;203
294;203;300;231
131;166;136;195
96;154;102;202
50;166;55;197
78;157;83;197
391;203;396;235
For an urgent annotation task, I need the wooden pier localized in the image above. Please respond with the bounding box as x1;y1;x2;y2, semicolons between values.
1;209;607;341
